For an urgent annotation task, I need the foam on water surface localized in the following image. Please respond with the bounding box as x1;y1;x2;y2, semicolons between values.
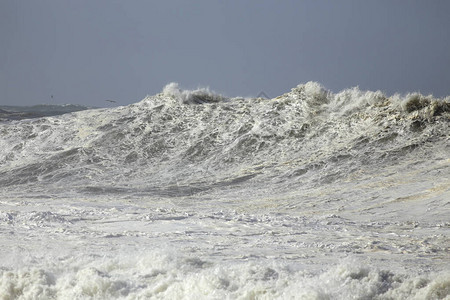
1;252;449;299
0;82;449;299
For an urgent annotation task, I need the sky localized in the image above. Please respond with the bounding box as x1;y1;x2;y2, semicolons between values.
1;0;450;107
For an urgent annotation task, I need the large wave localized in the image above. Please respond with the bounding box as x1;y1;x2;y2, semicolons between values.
1;82;449;299
0;82;448;199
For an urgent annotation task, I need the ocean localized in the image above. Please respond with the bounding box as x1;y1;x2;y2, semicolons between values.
0;82;449;299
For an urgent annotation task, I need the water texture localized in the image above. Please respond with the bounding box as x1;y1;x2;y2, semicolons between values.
0;82;449;299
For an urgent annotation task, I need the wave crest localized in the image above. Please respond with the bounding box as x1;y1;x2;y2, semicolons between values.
162;82;226;104
0;81;448;196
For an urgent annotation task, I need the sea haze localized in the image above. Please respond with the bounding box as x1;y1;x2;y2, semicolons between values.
0;82;449;299
0;104;93;121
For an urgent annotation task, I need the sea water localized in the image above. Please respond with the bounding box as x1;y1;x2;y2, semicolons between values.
0;82;449;299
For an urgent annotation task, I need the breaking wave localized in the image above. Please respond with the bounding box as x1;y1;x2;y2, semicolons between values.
162;82;227;104
0;82;449;299
1;252;449;299
0;82;448;197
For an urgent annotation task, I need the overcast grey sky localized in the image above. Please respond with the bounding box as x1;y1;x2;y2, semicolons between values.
1;1;450;107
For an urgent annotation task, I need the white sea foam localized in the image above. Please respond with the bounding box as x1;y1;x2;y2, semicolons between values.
0;82;449;299
1;251;449;299
162;82;226;104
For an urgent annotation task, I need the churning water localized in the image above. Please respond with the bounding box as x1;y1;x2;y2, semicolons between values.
0;82;449;299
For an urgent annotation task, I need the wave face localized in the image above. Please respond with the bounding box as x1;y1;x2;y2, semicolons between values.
0;82;449;299
1;82;448;199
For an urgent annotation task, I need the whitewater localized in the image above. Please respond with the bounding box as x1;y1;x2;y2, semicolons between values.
0;82;449;299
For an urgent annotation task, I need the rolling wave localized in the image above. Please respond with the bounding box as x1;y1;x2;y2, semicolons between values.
0;82;448;198
1;82;449;299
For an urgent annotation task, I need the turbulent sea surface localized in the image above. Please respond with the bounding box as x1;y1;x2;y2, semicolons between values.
0;82;449;299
